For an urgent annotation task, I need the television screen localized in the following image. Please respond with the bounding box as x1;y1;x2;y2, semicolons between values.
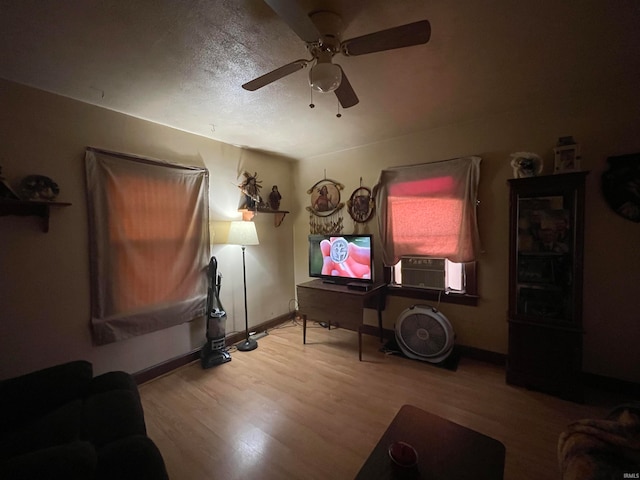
308;234;373;284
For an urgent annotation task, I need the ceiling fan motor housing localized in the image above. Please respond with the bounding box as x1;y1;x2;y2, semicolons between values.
395;304;455;363
308;11;343;52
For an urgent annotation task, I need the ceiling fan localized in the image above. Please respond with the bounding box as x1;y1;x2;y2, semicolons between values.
242;0;431;110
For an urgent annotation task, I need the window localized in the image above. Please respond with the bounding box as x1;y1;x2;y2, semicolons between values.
374;156;481;302
85;148;209;345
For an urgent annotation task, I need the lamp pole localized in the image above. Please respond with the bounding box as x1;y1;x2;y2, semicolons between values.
227;220;259;352
237;244;257;351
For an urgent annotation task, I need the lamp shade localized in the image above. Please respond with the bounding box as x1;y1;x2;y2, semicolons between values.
309;63;342;93
227;221;259;246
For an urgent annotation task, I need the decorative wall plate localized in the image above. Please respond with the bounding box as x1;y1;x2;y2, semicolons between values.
602;153;640;223
20;175;59;201
306;179;344;217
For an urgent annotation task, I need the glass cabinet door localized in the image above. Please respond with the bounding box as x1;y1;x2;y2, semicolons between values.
507;172;587;402
516;195;573;321
508;172;587;327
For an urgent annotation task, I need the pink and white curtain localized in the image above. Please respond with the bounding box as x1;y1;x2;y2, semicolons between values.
374;156;482;265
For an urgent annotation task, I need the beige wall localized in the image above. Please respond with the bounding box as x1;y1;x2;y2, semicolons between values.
0;79;295;379
293;92;640;383
2;74;639;385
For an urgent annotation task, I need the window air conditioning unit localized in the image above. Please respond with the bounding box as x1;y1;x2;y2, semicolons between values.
400;256;446;290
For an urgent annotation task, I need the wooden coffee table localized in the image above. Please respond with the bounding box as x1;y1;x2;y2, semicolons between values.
355;405;505;480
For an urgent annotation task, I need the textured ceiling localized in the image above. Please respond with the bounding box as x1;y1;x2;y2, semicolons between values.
1;0;638;160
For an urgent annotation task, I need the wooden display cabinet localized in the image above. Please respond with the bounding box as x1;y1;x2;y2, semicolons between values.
506;172;588;402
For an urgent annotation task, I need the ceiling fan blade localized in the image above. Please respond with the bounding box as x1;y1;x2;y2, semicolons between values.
242;59;309;91
335;67;359;108
264;0;321;43
341;20;431;56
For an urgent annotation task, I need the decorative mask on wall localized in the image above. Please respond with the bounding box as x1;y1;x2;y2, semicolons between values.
510;152;543;178
602;152;640;223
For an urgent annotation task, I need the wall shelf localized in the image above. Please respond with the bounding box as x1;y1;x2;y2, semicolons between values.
240;208;290;227
269;210;289;227
0;199;72;232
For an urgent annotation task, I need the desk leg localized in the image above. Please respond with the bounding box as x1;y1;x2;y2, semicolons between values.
358;326;362;361
377;295;383;343
303;314;307;344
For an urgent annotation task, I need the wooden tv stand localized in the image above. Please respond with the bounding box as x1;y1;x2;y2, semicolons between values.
297;279;386;346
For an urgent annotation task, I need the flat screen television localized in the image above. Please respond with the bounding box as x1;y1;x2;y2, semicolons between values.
308;234;373;284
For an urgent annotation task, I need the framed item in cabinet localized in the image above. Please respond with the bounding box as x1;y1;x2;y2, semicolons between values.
506;172;588;402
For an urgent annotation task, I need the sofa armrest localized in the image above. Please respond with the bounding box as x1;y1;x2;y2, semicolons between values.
0;361;92;432
0;400;83;461
96;435;169;480
558;402;640;480
0;440;96;480
90;371;140;400
83;390;147;446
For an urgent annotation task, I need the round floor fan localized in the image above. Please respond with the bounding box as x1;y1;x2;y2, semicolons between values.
395;305;455;364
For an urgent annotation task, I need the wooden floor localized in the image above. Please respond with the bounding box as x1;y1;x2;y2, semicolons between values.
139;321;629;480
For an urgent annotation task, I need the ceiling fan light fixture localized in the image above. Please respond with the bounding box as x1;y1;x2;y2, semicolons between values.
309;62;342;93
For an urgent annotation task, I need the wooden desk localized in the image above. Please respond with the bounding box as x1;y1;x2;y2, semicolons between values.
297;280;386;345
355;404;505;480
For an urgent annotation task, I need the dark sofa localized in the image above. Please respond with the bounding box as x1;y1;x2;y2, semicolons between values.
0;360;169;480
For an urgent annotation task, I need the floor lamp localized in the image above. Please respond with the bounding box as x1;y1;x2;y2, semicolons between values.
227;220;259;352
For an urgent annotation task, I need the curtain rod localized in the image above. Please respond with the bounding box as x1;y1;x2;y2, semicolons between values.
86;147;207;172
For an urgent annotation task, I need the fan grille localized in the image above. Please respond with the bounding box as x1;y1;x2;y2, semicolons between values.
394;305;454;363
399;312;448;357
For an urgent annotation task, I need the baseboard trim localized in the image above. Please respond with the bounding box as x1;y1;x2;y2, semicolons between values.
134;348;201;385
456;345;507;365
363;326;508;366
582;372;640;397
224;313;291;347
133;313;291;384
135;317;639;397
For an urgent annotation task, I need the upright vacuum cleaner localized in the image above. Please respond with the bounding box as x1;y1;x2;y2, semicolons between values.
201;256;231;368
